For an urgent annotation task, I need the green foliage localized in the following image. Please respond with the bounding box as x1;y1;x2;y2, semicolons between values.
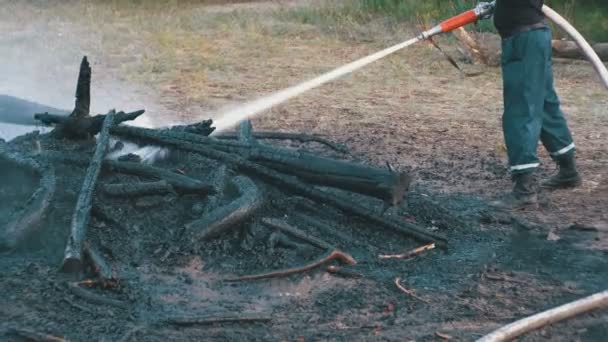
277;0;608;42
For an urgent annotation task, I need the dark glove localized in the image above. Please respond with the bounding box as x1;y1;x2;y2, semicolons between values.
476;1;495;20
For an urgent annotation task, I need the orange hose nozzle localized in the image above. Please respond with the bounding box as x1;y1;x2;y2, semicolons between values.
439;10;479;33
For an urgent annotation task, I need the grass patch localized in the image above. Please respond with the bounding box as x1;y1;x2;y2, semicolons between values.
276;0;608;41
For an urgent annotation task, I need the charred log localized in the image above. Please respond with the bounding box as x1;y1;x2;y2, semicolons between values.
252;147;411;206
102;180;175;198
205;165;227;213
115;125;410;205
34;110;145;139
67;282;127;309
268;231;306;251
44;152;214;196
552;40;608;61
104;160;213;195
453;27;487;65
226;250;356;282
170;119;215;136
110;126;446;247
186;176;262;241
165;313;272;326
215;131;348;153
290;210;355;247
3;327;68;342
0;142;56;251
83;242;114;280
62;114;114;273
238;119;255;144
325;265;363;278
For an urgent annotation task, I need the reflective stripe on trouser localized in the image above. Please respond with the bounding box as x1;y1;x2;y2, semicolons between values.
501;27;575;174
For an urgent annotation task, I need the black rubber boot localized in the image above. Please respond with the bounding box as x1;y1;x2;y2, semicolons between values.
489;172;538;210
541;154;582;190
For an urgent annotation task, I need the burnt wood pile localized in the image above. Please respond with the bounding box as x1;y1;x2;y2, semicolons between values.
0;57;447;287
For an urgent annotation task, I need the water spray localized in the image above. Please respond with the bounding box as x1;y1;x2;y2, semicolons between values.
212;2;608;133
212;2;496;133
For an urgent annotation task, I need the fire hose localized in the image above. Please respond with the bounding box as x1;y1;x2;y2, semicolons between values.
418;1;608;90
541;4;608;90
212;1;607;131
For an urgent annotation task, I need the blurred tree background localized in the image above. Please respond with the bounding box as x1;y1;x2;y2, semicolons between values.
359;0;608;41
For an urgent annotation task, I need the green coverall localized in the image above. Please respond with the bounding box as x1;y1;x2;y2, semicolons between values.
501;27;575;174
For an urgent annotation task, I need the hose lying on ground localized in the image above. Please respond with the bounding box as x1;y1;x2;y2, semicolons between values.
543;5;608;90
476;289;608;342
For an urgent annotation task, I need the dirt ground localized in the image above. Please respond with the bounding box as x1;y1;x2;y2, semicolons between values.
1;0;607;341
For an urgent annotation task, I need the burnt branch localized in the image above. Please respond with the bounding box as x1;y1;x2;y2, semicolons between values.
225;250;356;282
261;218;333;250
325;265;363;278
62;113;114;273
165;313;272;326
105;160;213;195
72;56;91;118
205;165;227;213
187;176;262;241
45;153;214;196
167;126;406;204
290;210;355;247
3;327;68;342
67;282;127;309
34;110;145;139
215;131;349;154
0;142;56;251
238;119;255;144
83;242;114;280
102;180;175;198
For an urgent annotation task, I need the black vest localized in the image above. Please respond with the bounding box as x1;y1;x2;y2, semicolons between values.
494;0;545;38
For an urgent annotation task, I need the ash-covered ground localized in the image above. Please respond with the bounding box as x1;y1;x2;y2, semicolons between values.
1;118;606;341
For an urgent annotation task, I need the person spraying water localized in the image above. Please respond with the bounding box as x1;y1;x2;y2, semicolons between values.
211;2;497;133
210;1;607;134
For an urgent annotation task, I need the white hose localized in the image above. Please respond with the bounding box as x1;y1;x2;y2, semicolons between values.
543;5;608;90
476;289;608;342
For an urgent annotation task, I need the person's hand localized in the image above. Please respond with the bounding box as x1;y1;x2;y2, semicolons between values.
475;1;495;20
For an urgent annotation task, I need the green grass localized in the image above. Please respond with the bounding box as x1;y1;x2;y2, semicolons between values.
276;0;608;42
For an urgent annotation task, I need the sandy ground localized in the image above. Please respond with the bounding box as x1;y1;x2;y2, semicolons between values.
1;0;607;340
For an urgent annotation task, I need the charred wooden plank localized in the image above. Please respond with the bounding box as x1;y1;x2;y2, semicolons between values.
110;126;446;247
0;142;56;251
102;180;175;197
62;113;114;273
186;176;262;240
